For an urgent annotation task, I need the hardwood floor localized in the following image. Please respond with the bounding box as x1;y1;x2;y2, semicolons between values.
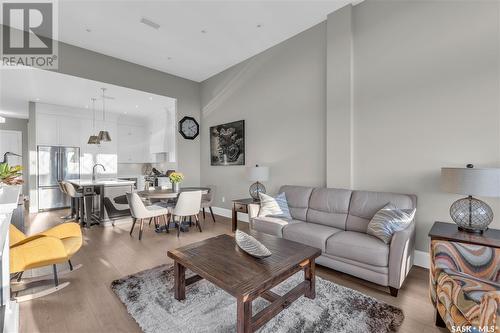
19;209;446;333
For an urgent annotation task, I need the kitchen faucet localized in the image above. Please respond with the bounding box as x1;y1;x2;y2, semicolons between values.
92;163;106;182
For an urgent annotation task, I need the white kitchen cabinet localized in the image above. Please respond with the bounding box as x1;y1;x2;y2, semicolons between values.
37;113;82;147
117;123;146;163
36;113;59;145
59;116;82;147
0;130;22;166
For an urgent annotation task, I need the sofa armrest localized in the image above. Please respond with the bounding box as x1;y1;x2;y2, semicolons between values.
388;220;416;289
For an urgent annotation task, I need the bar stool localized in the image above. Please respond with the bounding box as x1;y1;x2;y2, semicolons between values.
58;181;73;220
63;181;85;226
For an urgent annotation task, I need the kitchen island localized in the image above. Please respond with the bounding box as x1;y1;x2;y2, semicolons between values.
67;179;134;226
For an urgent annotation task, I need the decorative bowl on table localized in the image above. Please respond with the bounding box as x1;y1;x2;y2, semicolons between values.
235;230;272;258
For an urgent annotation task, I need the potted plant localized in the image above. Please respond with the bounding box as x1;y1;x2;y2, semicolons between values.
169;172;184;192
0;162;23;187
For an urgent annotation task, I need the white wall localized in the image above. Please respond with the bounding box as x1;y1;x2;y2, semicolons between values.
326;0;500;252
201;0;500;253
53;41;201;187
200;23;327;208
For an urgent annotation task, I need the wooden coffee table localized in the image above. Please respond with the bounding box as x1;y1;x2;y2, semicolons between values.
167;233;321;333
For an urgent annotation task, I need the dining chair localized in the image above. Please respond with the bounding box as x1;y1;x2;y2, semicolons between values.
126;192;169;240
168;190;202;237
201;185;216;222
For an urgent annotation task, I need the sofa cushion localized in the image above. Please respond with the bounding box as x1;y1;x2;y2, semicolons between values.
326;231;389;267
367;203;416;244
306;188;352;229
346;190;417;233
258;192;292;219
279;185;314;221
282;222;341;252
251;216;299;237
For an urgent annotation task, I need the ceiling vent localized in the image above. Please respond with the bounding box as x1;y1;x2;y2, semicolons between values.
140;17;160;30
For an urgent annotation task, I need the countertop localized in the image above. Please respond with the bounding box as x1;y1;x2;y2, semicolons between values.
68;179;135;187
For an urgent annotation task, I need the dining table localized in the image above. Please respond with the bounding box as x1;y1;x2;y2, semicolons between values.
136;186;210;200
135;187;211;234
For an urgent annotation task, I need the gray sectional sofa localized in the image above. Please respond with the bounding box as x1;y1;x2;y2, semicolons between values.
248;185;417;296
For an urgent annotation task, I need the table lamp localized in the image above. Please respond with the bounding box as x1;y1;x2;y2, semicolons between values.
247;165;269;201
441;164;500;233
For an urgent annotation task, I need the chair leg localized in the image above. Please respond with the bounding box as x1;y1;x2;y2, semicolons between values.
68;260;73;271
53;265;59;287
130;218;137;236
139;219;145;240
175;215;180;238
16;271;24;282
435;308;446;328
163;215;169;233
195;214;202;232
209;207;216;223
202;207;206;219
149;217;153;226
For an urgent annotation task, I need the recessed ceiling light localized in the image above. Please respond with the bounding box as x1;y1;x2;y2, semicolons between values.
201;30;207;34
256;24;262;28
167;57;172;60
140;17;160;30
135;105;139;108
35;98;40;101
85;105;89;108
85;28;92;33
149;97;153;100
124;111;128;114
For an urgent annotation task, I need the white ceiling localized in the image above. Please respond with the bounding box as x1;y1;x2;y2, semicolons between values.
0;68;176;119
57;0;355;82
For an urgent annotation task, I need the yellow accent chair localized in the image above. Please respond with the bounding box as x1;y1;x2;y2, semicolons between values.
10;222;83;301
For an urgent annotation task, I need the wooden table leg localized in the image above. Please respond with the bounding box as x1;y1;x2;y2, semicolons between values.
232;204;237;232
304;259;315;299
174;261;186;300
237;298;252;333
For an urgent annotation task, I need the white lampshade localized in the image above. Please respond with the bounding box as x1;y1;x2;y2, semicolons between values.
247;165;269;182
441;167;500;197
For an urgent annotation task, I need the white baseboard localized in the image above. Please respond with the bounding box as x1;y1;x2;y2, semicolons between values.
212;207;429;268
413;250;430;269
212;206;249;222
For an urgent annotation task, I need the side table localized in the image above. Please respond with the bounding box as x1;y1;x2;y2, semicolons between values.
232;198;259;232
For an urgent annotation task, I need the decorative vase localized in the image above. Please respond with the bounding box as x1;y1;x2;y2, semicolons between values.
172;182;180;192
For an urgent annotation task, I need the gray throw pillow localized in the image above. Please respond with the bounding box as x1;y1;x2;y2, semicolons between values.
258;192;292;219
367;203;416;244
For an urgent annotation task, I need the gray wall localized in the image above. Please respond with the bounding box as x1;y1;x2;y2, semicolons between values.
201;0;500;253
0;117;29;194
200;23;327;208
51;41;201;187
331;0;500;252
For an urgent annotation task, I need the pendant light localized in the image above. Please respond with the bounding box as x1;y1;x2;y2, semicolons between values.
98;88;112;142
87;98;100;144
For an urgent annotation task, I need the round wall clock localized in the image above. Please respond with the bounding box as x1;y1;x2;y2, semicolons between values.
179;116;199;140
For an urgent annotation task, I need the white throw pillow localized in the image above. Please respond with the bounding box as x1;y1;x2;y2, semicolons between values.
367;203;416;244
258;192;292;219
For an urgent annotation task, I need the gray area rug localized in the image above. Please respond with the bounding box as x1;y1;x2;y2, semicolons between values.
111;265;404;333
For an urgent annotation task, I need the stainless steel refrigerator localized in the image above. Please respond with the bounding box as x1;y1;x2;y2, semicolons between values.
37;146;80;211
